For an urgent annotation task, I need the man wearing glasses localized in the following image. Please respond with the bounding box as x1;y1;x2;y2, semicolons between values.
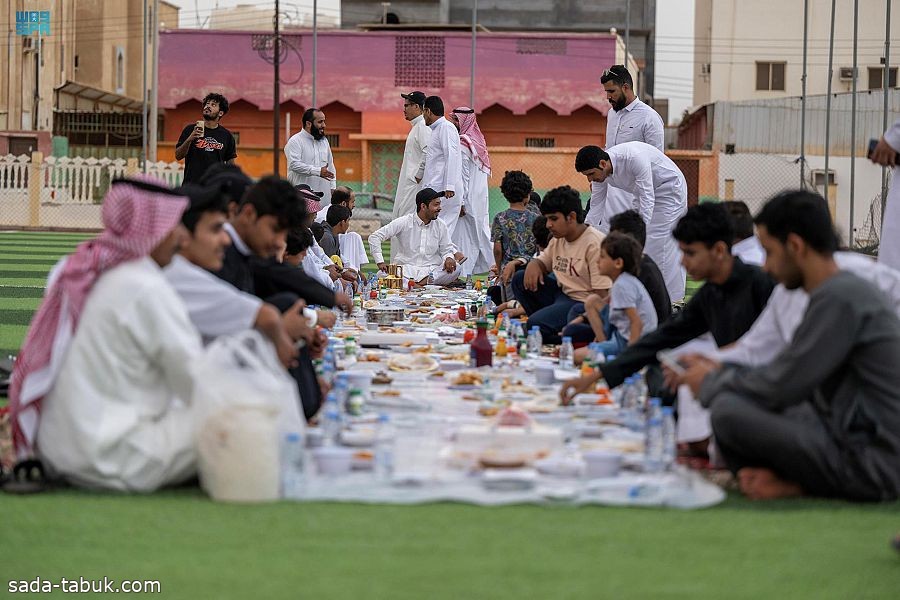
588;65;665;233
393;91;432;222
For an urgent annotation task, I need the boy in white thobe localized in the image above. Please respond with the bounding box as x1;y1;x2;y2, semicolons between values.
393;91;431;220
421;96;463;238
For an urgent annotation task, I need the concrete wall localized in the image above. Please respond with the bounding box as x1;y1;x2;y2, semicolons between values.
694;0;900;105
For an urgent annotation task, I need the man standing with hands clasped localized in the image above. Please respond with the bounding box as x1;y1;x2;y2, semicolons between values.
175;93;237;184
393;91;432;220
285;107;337;200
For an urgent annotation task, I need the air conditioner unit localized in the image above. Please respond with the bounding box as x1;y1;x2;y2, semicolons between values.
839;67;856;81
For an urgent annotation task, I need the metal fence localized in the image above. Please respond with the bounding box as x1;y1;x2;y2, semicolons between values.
0;154;183;230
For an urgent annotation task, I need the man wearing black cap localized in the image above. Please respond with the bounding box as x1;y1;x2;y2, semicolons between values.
368;188;462;286
393;91;432;222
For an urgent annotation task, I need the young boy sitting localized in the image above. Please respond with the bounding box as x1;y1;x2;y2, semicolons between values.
564;232;658;361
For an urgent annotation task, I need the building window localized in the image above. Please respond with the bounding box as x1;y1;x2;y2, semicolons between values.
115;47;125;94
516;39;567;56
756;62;786;91
525;138;555;148
326;134;339;148
868;67;898;90
394;36;445;88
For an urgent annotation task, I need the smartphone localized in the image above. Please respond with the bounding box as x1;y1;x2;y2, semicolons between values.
195;120;205;137
656;350;686;375
868;138;900;163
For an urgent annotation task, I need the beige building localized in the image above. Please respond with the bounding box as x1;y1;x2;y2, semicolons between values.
208;3;340;30
0;0;178;155
694;0;900;106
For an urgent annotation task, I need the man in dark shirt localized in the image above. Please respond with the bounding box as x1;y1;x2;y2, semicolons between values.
561;202;774;397
175;93;237;184
214;175;330;419
608;209;671;325
319;204;351;258
675;190;900;502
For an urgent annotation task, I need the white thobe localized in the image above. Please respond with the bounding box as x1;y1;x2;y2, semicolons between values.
393;115;431;219
588;98;665;232
284;129;337;198
338;231;369;271
732;235;766;266
37;257;202;492
164;255;262;346
303;238;336;287
454;144;493;276
421;117;463;236
676;252;900;443
600;141;688;301
368;213;460;284
878;119;900;270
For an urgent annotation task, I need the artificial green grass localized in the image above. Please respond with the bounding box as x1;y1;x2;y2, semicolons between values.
1;488;898;599
3;231;899;599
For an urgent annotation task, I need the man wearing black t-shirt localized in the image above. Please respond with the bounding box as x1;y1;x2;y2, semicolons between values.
175;93;237;184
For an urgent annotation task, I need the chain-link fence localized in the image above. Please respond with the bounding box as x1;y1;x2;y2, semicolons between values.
0;154;183;230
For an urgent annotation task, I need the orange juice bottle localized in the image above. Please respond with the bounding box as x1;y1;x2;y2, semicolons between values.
495;331;508;357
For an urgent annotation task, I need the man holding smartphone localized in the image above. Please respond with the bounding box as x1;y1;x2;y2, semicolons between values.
870;119;900;269
175;93;237;184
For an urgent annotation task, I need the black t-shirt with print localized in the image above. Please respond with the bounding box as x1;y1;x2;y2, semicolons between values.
177;123;237;184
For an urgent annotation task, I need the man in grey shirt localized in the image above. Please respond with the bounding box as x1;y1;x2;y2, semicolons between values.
676;190;900;501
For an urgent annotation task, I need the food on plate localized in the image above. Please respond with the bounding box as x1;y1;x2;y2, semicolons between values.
361;352;382;362
477;450;527;469
430;371;446;378
495;406;534;428
353;450;374;461
372;372;393;385
376;389;402;397
363;300;380;309
462;394;480;402
501;378;537;395
478;405;500;417
453;371;484;386
387;354;439;372
412;344;433;354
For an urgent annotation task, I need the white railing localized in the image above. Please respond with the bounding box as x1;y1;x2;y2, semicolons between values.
0;153;184;204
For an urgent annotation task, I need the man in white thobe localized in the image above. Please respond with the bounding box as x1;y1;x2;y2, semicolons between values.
12;178;203;492
284;108;337;200
872;118;900;269
368;188;462;285
588;65;665;233
577;142;688;301
393;91;431;220
421;95;463;238
450;106;494;277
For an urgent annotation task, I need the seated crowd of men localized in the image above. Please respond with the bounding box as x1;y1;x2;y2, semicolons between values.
6;117;900;505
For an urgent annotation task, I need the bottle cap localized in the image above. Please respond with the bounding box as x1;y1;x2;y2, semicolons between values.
562;336;572;343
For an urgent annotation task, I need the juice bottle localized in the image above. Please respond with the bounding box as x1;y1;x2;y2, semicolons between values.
469;320;493;367
463;326;475;344
495;331;508;358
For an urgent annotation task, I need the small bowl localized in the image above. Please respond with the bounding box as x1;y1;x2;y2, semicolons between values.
312;446;354;476
582;450;623;479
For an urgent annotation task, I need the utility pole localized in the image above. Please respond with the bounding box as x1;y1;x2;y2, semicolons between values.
312;0;318;107
149;0;160;163
142;0;148;172
470;0;477;108
274;0;281;174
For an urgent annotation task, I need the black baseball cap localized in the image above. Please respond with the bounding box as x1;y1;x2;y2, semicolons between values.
401;91;426;106
294;183;324;198
416;188;444;204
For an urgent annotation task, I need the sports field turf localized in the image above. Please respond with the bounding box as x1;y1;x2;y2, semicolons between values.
0;231;897;599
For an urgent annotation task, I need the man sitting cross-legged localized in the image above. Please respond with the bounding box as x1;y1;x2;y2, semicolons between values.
674;190;900;501
367;188;463;286
510;185;611;344
10;177;202;491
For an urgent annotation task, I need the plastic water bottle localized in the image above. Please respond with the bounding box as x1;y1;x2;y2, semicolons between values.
465;274;474;290
322;392;343;446
633;372;649;413
531;325;544;358
322;349;336;386
483;295;496;315
559;336;575;369
644;398;664;474
661;406;676;471
281;431;306;499
374;414;396;482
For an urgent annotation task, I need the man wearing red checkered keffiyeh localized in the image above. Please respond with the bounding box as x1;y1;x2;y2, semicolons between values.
8;177;203;491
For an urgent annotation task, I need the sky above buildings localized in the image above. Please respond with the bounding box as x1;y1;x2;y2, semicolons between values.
166;0;695;124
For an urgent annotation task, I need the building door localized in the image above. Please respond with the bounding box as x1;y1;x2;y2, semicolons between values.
10;137;38;156
369;142;404;197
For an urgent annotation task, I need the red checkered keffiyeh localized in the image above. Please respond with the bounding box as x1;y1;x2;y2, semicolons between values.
452;106;491;177
8;177;188;459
